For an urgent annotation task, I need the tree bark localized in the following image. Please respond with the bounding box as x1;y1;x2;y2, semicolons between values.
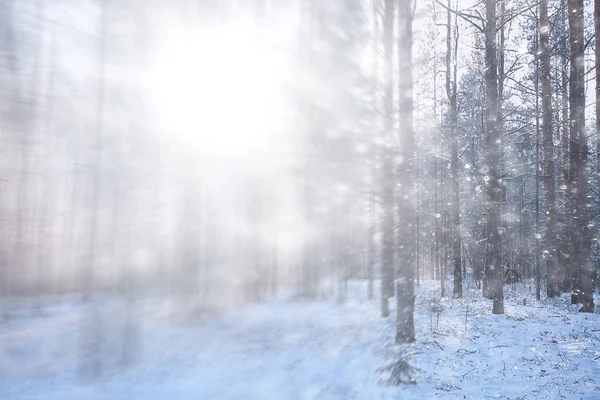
534;35;541;301
446;0;462;298
596;0;600;199
595;0;600;300
431;1;440;283
485;0;504;314
558;0;571;293
567;0;583;306
540;0;559;298
574;0;594;312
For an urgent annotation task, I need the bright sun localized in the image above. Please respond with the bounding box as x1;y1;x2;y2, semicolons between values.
145;20;289;161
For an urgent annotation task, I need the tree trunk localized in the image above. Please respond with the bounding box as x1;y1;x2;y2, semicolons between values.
446;1;462;298
534;36;541;301
567;0;585;307
571;0;594;312
498;2;511;285
434;154;440;282
540;0;559;298
559;0;571;293
431;5;440;283
595;0;600;303
415;114;420;286
596;0;600;205
485;0;504;314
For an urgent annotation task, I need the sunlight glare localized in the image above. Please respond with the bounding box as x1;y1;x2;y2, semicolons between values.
146;21;289;161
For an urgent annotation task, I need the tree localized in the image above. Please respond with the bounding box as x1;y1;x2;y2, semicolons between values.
484;0;504;314
445;0;462;298
535;52;541;301
595;0;600;258
540;0;559;298
557;0;571;293
566;0;594;312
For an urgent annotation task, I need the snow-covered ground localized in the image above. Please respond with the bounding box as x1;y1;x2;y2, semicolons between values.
1;281;599;399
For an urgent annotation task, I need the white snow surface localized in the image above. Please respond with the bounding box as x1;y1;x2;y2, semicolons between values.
1;281;599;399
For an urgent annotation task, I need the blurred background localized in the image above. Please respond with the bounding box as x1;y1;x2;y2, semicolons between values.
0;0;374;313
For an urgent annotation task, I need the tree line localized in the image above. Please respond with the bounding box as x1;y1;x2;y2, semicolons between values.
402;0;597;317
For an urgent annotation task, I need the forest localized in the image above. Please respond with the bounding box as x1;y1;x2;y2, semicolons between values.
1;0;600;399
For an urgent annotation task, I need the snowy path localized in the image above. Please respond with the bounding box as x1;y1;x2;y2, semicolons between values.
0;282;599;399
0;286;397;400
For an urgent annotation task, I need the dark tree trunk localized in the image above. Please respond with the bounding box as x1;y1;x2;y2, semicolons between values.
567;0;581;305
567;0;585;307
497;1;509;286
446;1;462;298
485;0;504;314
596;0;600;200
432;18;440;283
558;0;571;293
595;0;600;303
534;40;541;301
540;0;559;298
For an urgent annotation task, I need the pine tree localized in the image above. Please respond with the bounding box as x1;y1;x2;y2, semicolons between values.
484;0;504;314
567;0;594;312
445;0;462;298
540;0;559;298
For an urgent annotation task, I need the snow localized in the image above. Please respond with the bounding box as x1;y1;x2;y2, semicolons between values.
1;281;599;399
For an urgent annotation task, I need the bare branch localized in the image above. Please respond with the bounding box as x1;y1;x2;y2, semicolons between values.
498;1;542;30
434;0;484;32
